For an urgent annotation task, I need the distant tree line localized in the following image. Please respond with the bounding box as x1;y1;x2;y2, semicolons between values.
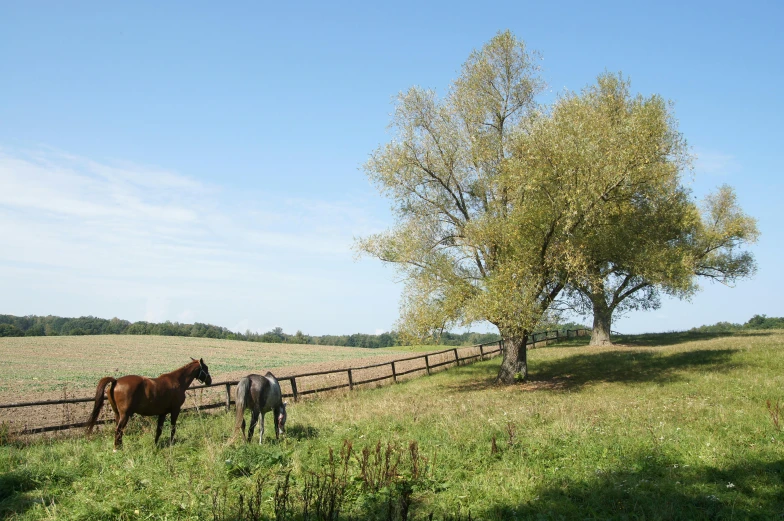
3;313;779;342
688;314;784;333
0;315;238;339
0;314;505;347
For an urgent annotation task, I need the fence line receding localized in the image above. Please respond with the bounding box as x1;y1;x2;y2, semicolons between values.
1;328;589;435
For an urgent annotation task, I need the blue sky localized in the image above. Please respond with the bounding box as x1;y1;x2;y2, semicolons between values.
1;1;781;335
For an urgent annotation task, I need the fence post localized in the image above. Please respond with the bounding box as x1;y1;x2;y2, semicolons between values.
224;383;231;411
347;369;354;391
391;362;398;383
479;344;485;361
425;354;431;375
290;377;299;402
453;348;459;366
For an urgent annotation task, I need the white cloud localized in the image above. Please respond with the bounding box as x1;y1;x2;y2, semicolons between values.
694;149;741;176
0;147;395;331
0;150;204;222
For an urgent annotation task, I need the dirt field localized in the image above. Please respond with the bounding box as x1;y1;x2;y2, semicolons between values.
0;335;493;433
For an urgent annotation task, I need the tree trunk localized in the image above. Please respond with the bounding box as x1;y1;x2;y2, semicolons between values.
590;298;613;346
496;333;528;384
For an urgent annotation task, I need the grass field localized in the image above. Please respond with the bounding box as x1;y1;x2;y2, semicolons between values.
1;330;783;519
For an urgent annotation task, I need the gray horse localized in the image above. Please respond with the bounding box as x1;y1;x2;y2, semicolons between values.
232;372;287;443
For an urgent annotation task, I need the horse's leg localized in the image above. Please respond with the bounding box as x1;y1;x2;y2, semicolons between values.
109;397;119;419
273;406;281;439
169;409;180;445
259;412;266;443
114;412;131;451
155;414;166;445
248;410;259;443
241;417;247;442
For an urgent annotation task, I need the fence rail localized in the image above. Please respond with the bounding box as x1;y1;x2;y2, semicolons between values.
2;328;589;435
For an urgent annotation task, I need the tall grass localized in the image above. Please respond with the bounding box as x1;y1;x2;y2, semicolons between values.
1;330;783;519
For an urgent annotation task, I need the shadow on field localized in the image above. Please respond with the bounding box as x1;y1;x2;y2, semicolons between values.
551;330;774;349
0;468;74;518
441;363;500;392
481;452;784;520
524;348;741;393
0;471;37;517
614;330;773;347
448;348;741;394
286;423;320;441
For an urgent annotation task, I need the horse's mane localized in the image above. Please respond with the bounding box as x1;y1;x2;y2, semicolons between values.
160;359;199;378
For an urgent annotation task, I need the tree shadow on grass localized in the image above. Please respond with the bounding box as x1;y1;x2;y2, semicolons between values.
526;348;741;392
0;470;37;517
480;453;784;520
0;468;74;518
447;347;742;394
551;330;775;349
614;330;773;348
440;362;501;392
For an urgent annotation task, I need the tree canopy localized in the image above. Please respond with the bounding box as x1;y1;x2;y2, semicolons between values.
359;31;704;382
566;183;758;346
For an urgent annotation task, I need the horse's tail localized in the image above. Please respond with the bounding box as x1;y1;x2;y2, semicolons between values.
232;377;250;441
86;377;116;434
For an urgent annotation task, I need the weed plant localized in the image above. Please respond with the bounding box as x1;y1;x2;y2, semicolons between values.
1;330;783;519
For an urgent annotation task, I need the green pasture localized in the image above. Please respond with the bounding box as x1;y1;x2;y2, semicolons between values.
1;330;783;520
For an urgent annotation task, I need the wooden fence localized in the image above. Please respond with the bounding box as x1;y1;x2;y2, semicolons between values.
0;328;589;436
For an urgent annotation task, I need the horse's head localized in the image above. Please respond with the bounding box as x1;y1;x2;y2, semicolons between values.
192;358;212;385
277;401;288;436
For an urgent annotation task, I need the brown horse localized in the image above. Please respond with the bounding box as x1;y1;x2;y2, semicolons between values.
86;358;212;450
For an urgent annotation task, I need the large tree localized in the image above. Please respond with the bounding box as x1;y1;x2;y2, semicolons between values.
562;178;698;346
568;184;758;346
358;32;694;383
